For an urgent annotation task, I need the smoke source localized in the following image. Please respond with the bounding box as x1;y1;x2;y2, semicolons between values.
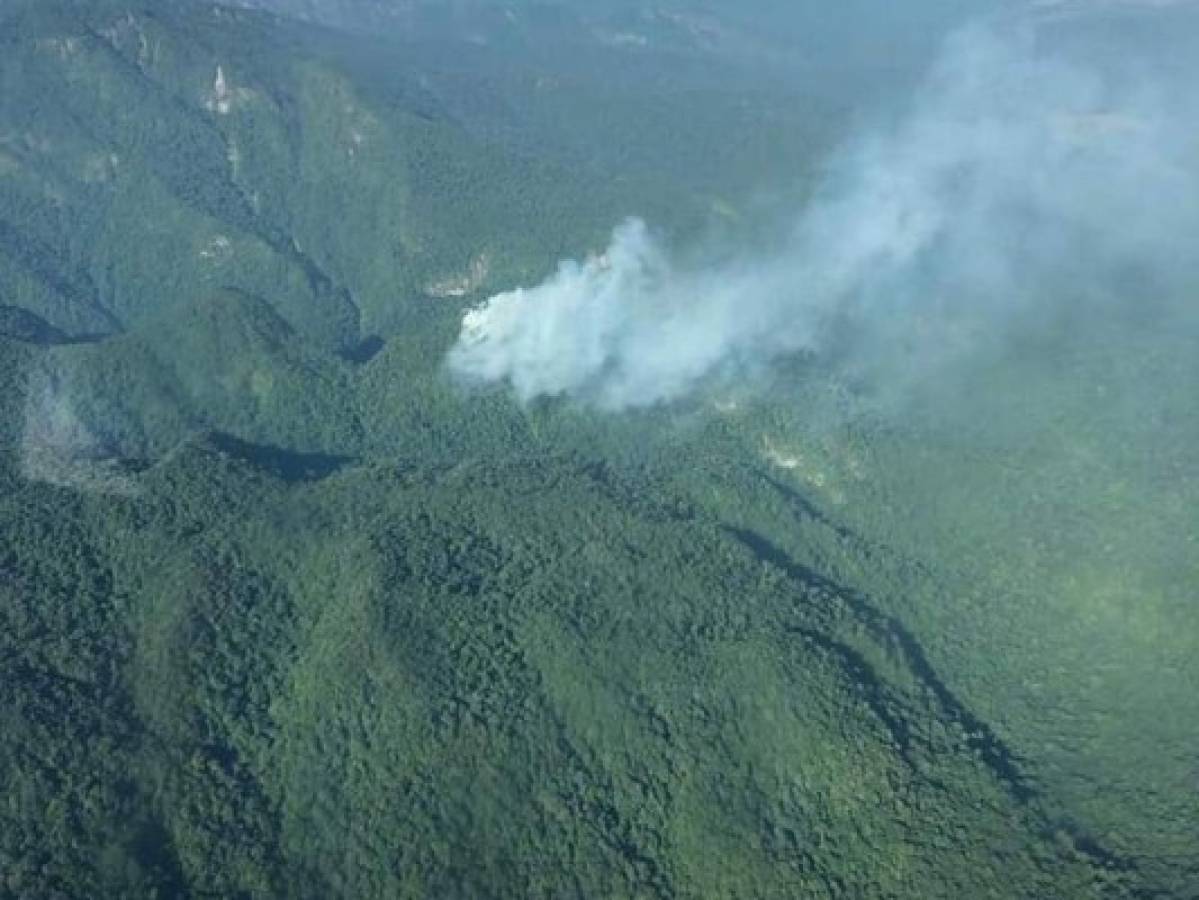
447;12;1199;410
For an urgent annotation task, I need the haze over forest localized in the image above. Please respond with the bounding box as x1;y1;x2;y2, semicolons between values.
0;0;1196;897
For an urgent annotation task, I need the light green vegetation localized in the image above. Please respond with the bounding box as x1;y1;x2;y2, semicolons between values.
0;0;1195;897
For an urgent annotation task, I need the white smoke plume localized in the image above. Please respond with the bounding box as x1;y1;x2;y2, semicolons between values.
448;15;1199;410
19;362;139;496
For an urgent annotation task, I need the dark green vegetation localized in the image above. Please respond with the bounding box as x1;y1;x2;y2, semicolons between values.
1;0;1196;897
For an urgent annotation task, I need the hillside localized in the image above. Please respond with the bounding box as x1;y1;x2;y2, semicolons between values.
0;0;1196;897
0;419;1133;897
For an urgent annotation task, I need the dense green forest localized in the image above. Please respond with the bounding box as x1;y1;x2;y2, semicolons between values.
0;0;1196;897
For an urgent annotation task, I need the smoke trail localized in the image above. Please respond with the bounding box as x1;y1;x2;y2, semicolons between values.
448;15;1199;410
19;362;139;495
449;218;819;409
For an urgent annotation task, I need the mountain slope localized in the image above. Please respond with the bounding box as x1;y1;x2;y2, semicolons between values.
0;0;635;347
0;0;1195;897
0;440;1128;898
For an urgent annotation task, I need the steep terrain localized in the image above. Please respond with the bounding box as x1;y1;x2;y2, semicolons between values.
0;416;1132;897
0;0;1196;897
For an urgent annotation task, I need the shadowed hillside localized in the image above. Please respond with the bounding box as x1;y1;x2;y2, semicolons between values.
0;0;1196;897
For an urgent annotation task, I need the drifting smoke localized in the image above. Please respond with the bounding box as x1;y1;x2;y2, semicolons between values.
448;14;1199;410
19;363;139;495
